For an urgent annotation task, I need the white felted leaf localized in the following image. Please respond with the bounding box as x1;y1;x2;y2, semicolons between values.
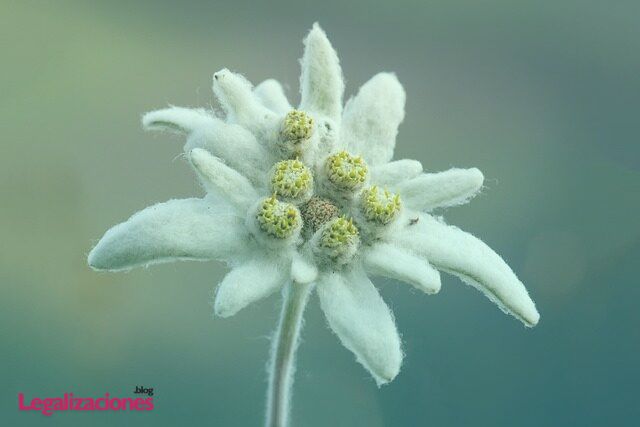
189;148;258;209
299;23;344;121
142;107;216;135
396;213;539;327
214;256;288;318
370;159;423;186
88;198;247;271
184;118;270;186
254;79;292;115
212;69;279;138
364;243;441;294
290;251;318;284
341;73;406;165
316;269;402;385
397;168;484;211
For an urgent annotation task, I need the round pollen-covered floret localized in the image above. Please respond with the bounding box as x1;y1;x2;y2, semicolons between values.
281;110;313;144
320;216;359;253
326;150;368;191
361;186;401;225
256;196;301;239
270;159;313;201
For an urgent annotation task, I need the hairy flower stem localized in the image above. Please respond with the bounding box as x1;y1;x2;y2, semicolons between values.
266;281;312;427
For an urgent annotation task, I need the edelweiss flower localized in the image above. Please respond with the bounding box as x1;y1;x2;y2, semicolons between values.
89;23;539;397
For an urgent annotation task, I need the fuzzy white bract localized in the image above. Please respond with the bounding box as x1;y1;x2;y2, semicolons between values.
88;24;539;386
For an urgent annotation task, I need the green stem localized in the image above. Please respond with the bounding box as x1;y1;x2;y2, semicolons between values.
265;282;312;427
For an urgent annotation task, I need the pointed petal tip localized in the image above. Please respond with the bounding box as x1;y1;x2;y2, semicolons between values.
373;71;403;87
188;148;209;176
189;147;208;164
212;67;231;81
291;253;318;284
427;277;442;295
141;109;168;131
304;23;335;55
469;167;484;187
87;245;139;272
212;68;253;95
213;302;237;319
523;308;540;328
373;361;401;387
141;107;215;135
86;242;119;272
86;247;105;271
213;287;241;318
308;22;326;37
361;345;403;387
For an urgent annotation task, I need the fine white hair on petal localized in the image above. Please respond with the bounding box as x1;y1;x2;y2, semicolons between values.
291;251;318;284
299;23;344;121
364;243;441;294
397;168;484;211
212;68;279;139
370;159;423;187
184;118;270;186
341;73;406;165
142;107;216;135
143;104;269;185
395;212;540;327
254;79;292;115
88;198;247;272
214;256;288;318
316;269;403;386
189;148;258;210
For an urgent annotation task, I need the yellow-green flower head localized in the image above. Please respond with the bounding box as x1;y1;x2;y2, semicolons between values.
326;150;368;191
281;110;313;144
361;186;402;225
270;159;313;202
320;216;359;261
256;196;301;239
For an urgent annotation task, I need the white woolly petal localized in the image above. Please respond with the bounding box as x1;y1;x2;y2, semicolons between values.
396;213;539;327
142;107;216;135
290;251;318;284
254;79;292;115
371;159;423;186
364;243;441;294
299;23;344;121
184;118;270;186
212;69;279;138
189;148;258;209
397;168;484;211
341;73;406;165
214;256;288;318
316;269;402;385
88;198;247;271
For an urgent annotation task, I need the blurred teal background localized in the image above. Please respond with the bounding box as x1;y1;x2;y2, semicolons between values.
1;0;638;425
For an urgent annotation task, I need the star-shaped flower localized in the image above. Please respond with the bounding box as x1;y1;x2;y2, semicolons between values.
89;23;539;387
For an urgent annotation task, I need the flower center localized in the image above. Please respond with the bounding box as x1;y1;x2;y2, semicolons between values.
326;150;368;191
360;186;401;225
299;196;340;235
256;196;301;239
271;159;313;202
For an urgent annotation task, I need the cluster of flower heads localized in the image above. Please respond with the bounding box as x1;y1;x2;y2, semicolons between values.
88;24;539;386
250;108;401;268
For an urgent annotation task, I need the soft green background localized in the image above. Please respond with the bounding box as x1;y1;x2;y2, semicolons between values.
1;0;638;425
